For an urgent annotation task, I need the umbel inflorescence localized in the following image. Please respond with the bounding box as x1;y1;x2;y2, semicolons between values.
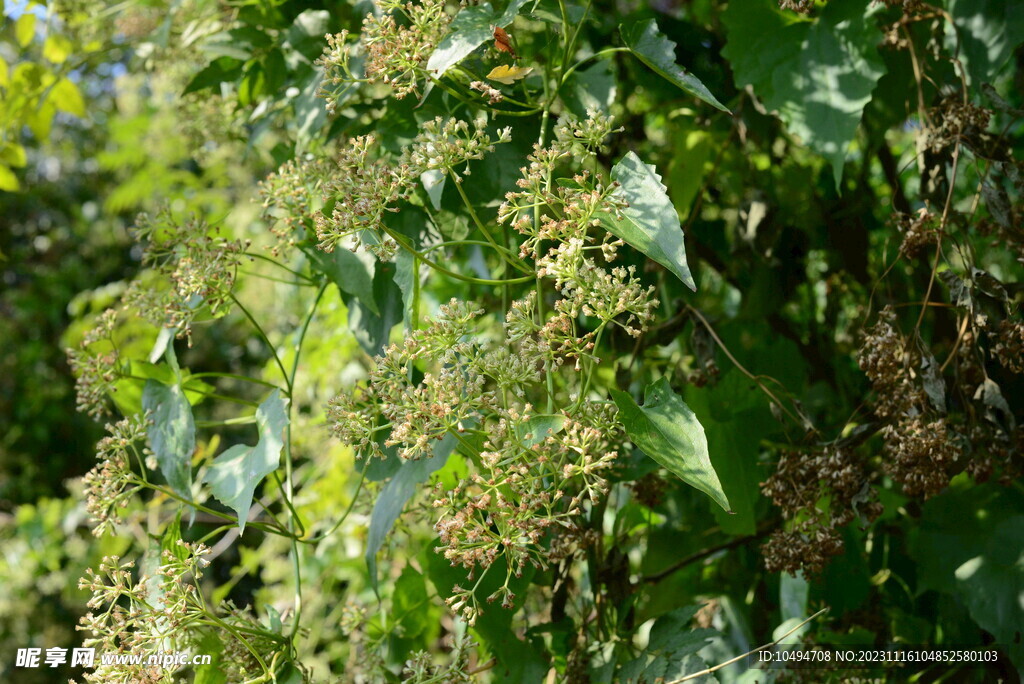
314;110;657;624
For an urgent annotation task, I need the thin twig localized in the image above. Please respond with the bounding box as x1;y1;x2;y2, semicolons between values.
667;608;829;683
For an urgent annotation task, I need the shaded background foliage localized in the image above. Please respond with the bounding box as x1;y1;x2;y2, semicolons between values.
1;0;1023;681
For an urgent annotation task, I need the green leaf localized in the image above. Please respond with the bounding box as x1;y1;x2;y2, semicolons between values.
947;0;1024;89
563;59;617;117
601;151;695;291
51;77;85;117
611;377;730;512
183;57;244;95
0;164;20;192
366;431;458;590
142;379;196;499
425;0;529;79
308;245;376;314
618;605;716;683
203;390;289;532
953;516;1024;671
16;14;36;48
722;0;886;189
393;565;431;639
622;19;730;113
42;34;72;64
347;260;403;356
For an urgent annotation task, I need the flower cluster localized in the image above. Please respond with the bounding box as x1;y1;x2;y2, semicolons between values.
258;155;333;254
307;121;510;259
317;0;451;103
312;135;412;258
402;633;476;683
894;208;939;258
409;116;512;183
82;417;147;537
130;210;250;343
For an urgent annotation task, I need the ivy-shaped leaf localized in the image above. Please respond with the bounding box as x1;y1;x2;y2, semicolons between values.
142;379;196;499
611;377;731;512
601;151;696;291
622;19;730;113
204;390;289;532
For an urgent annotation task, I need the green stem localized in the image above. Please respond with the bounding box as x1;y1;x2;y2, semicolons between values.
379;223;533;285
453;181;532;275
230;293;292;395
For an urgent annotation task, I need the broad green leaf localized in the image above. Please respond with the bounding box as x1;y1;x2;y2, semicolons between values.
953;516;1024;671
42;34;72;64
618;605;716;682
16;14;35;47
424;544;545;681
392;565;431;639
425;0;529;80
347;260;403;356
183;57;244;95
563;59;617;117
947;0;1024;89
722;0;886;189
684;370;768;535
203;390;289;532
142;379;196;498
308;245;376;314
366;431;457;590
622;19;730;113
601;151;695;291
611;377;730;512
51;77;85;117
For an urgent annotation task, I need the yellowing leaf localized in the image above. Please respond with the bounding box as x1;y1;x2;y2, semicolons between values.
16;14;36;47
52;77;86;117
486;64;533;85
0;56;8;87
43;34;73;64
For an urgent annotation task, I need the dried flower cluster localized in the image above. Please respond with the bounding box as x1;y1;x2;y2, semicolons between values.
894;208;939;258
761;447;882;575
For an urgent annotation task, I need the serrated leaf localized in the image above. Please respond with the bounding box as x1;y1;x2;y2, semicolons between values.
203;390;289;532
622;19;729;113
366;431;458;590
722;0;886;189
601;151;695;290
425;0;529;80
142;379;196;499
611;377;730;512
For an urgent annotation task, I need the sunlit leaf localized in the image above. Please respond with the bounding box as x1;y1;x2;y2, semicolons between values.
621;18;729;113
611;377;731;512
486;64;533;84
204;390;290;532
601;151;695;290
